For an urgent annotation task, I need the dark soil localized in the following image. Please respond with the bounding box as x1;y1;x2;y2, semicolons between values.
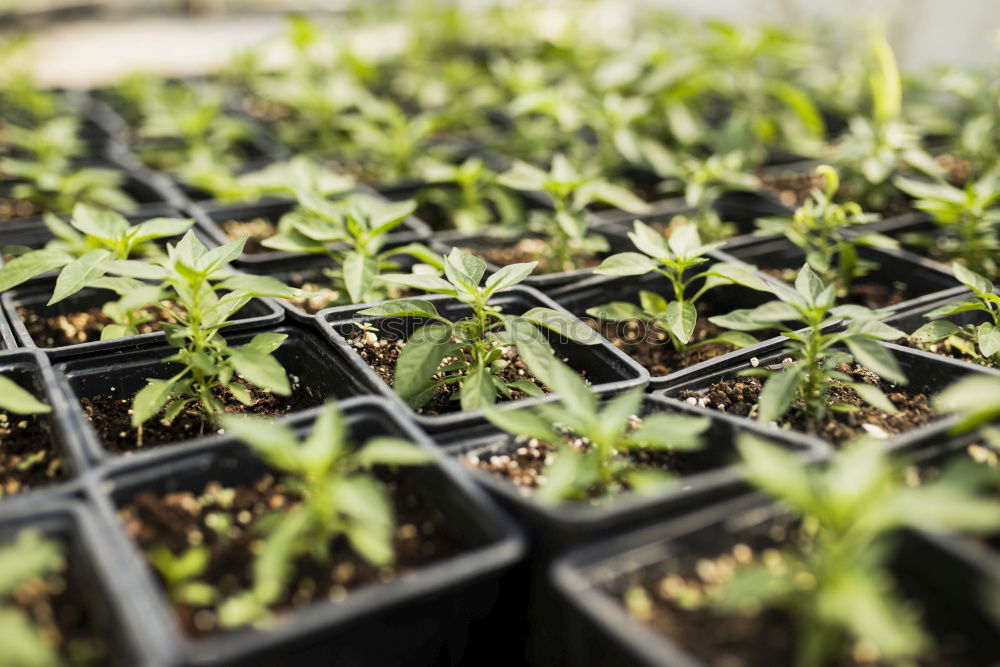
8;545;109;665
0;411;65;497
757;166;823;208
678;363;935;444
936;152;972;187
0;197;43;223
118;470;463;637
219;218;276;255
899;331;995;368
593;317;739;377
80;378;323;454
460;237;602;275
18;304;179;348
346;329;554;415
612;516;974;667
761;267;909;310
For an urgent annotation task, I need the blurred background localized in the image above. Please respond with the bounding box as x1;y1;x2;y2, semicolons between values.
2;0;999;88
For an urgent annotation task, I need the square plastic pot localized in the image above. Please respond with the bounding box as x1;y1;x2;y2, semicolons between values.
86;397;525;667
0;349;88;507
545;261;795;391
0;499;157;666
316;285;650;435
55;324;369;466
656;335;1000;453
551;495;1000;667
715;235;965;315
2;282;284;360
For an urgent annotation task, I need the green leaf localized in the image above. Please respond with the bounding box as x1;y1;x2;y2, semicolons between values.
846;382;898;414
910;320;961;343
0;376;50;415
705;263;772;292
128;217;194;245
710;331;759;348
395;323;454;405
244;332;288;355
132;379;176;426
216;274;300;298
0;609;62;667
794;264;824;304
536;447;589;504
460;363;497;411
379;272;457;294
663;300;697;345
593;252;658;276
977;322;1000;358
520;308;602;345
0;249;73;292
358;298;443;320
757;365;803;423
844;338;907;385
444;247;486;290
220;415;302;471
355;437;434;466
736;433;815;510
70;204;129;240
229;347;291;395
746;300;802;324
335;476;394;564
667;222;700;256
586;301;647;322
483;261;537;296
343;251;378;304
630;413;708;450
952;263;993;294
934;375;1000;433
485;406;563;443
49;248;112;304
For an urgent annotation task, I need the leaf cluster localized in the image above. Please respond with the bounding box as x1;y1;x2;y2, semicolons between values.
911;264;1000;367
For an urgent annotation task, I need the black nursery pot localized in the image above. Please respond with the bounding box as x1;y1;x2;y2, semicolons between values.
551;495;1000;667
716;235;965;315
316;285;650;435
55;324;368;465
0;500;156;666
87;397;525;667
432;226;636;292
2;282;283;360
657;336;1000;452
546;262;792;391
0;349;88;506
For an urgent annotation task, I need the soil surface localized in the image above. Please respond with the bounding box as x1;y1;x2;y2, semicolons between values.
8;546;109;666
0;197;44;223
899;331;995;368
460;237;601;275
593;317;740;377
220;217;276;255
80;378;323;454
0;410;65;497
678;363;935;444
118;470;463;637
18;304;179;348
346;329;554;415
757;166;823;208
761;267;909;310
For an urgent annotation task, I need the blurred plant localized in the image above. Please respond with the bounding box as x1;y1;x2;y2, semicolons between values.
415;157;523;233
0;530;65;667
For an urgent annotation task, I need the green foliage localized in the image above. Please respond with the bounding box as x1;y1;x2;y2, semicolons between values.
587;220;769;353
486;368;707;502
704;434;1000;666
0;375;50;415
264;191;440;305
416;157;524;233
149;545;216;607
934;374;1000;435
756;165;892;294
1;156;134;217
216;402;433;627
0;530;65;667
0;204;192;293
497;154;650;271
709;265;907;428
358;248;602;411
895;171;1000;279
911;265;1000;368
49;231;301;428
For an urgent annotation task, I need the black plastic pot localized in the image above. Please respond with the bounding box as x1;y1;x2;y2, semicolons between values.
656;335;1000;451
0;349;87;506
2;280;284;360
0;499;157;666
431;226;636;292
55;324;367;466
191;193;433;270
0;305;14;350
86;396;525;667
316;285;650;435
846;210;979;269
545;261;794;391
551;495;1000;667
715;235;965;315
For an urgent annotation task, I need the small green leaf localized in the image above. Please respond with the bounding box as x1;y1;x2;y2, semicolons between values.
343;252;378;304
358;298;443;320
395;323;454;405
663;300;697;345
846;382;898;414
49;248;112;304
845;338;907;385
0;377;50;415
520;308;602;345
910;320;961;343
460;363;497;411
229;347;291;395
586;302;647;322
757;365;803;423
132;379;176;426
593;252;658;276
355;437;434;466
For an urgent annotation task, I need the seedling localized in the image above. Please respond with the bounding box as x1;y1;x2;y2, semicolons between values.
0;204;193;293
0;375;50;415
416;157;523;232
895;170;1000;279
0;530;65;666
709;265;907;429
149;545;216;607
215;402;433;627
51;231;302;430
910;264;1000;367
497;154;650;271
1;116;84;167
337;98;444;184
694;434;1000;667
486;367;708;502
756;165;893;295
264;191;441;305
934;374;1000;435
357;248;602;411
1;157;134;216
587;221;770;353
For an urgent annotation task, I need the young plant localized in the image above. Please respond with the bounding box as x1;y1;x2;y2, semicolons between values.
910;264;1000;367
52;231;302;430
755;165;893;295
415;157;523;233
263;192;440;305
710;264;908;429
1;116;84;167
695;434;1000;667
0;204;193;293
894;170;1000;279
486;366;708;502
934;374;1000;436
0;530;65;667
0;375;50;416
148;545;215;608
0;156;134;216
586;221;770;353
357;248;602;411
497;154;650;271
215;402;433;626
